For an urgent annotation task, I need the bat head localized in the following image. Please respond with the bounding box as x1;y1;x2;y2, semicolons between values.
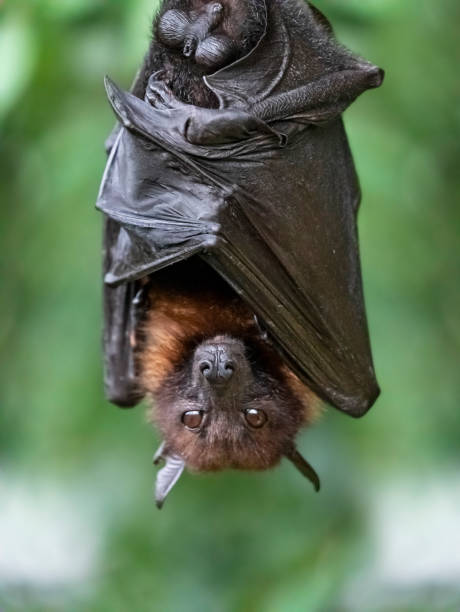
154;334;306;472
138;260;321;507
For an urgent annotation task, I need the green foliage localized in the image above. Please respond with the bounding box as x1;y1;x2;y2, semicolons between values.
1;1;459;610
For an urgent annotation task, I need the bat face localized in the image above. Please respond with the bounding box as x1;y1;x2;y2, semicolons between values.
138;260;322;507
153;334;306;472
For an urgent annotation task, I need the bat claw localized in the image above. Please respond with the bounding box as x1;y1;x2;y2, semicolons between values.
150;70;166;80
145;74;181;110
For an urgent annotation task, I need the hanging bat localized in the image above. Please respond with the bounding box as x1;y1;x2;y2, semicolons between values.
97;0;384;508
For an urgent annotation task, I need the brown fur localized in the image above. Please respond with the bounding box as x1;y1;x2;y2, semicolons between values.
139;265;256;395
137;260;320;473
139;260;319;418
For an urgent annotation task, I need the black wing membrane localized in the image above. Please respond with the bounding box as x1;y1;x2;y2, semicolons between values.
97;0;382;416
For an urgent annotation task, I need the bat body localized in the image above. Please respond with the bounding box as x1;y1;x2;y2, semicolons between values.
97;0;384;507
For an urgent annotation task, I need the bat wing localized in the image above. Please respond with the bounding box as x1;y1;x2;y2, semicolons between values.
102;216;144;406
97;0;382;416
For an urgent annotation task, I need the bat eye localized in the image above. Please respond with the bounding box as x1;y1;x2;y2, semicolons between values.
182;410;204;431
243;408;267;428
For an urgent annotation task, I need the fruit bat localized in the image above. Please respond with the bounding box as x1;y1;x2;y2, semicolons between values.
96;0;384;507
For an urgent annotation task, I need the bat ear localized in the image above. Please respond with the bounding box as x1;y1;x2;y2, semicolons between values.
153;442;185;509
285;447;320;492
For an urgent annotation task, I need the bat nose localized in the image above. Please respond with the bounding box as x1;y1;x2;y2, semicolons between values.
199;348;235;385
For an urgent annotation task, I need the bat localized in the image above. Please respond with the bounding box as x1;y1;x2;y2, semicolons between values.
96;0;384;508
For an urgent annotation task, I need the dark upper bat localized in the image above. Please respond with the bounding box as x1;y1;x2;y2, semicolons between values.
96;0;384;505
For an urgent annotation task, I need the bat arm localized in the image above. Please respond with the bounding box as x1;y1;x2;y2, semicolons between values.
251;65;384;124
184;108;286;145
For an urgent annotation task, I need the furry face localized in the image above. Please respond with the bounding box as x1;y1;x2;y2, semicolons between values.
152;334;308;472
137;259;321;506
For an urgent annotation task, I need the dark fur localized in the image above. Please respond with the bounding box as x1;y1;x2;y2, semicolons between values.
132;0;266;105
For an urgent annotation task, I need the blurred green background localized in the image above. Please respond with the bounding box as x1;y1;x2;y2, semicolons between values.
1;0;459;610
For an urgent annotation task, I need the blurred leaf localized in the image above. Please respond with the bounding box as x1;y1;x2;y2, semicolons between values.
33;0;105;21
0;11;36;120
322;0;408;21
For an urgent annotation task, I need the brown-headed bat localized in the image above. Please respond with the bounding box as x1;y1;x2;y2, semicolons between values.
139;259;320;507
97;0;384;508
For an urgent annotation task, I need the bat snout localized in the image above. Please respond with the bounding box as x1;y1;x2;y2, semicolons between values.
198;349;235;386
194;336;247;391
